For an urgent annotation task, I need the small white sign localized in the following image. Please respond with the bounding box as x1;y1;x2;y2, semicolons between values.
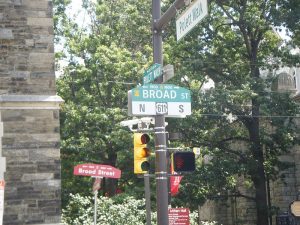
176;0;208;41
131;101;191;117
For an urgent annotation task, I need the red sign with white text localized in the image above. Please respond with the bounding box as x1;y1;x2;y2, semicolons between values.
74;164;121;179
168;208;190;225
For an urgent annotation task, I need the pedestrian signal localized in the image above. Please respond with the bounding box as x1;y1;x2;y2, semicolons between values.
171;152;195;173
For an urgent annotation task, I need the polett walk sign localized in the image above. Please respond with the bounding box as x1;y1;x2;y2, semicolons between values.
128;84;191;117
176;0;208;41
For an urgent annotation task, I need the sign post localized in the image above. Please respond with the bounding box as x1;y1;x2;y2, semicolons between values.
93;178;102;225
74;165;121;225
152;0;195;224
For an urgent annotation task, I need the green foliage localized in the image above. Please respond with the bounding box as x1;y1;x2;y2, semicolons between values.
55;0;153;207
62;193;202;225
164;0;300;218
55;0;300;223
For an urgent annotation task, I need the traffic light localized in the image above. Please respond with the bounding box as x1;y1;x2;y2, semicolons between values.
134;133;151;174
171;152;195;172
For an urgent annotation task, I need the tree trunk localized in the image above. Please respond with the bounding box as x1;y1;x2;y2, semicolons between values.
249;98;269;225
251;158;269;225
102;150;118;197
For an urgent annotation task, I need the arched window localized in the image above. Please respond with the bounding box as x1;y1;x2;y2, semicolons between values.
275;71;296;92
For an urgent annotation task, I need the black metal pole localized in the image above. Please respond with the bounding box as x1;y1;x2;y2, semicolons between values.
144;174;152;225
152;0;186;224
152;1;169;224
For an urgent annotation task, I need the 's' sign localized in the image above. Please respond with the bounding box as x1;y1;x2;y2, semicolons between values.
74;164;121;179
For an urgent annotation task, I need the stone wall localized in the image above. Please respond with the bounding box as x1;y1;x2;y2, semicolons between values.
0;0;62;224
0;0;55;95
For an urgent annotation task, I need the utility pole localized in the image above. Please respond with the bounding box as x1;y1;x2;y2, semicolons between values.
152;1;186;224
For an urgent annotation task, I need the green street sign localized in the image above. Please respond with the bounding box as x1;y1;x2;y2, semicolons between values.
132;84;190;102
143;64;162;84
128;84;191;117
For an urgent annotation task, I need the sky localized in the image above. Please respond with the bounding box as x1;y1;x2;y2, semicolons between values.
55;0;90;76
55;0;292;78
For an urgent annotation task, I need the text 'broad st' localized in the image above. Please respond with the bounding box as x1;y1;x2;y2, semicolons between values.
128;84;191;117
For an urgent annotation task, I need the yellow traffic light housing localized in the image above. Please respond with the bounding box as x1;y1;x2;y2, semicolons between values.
134;133;150;174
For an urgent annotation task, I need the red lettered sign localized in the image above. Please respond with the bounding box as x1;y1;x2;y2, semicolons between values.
74;164;121;179
168;208;190;225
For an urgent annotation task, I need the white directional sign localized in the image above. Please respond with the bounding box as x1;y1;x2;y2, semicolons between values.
128;84;191;117
176;0;208;41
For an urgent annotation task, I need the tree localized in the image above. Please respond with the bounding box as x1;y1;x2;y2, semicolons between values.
54;1;300;224
163;0;300;224
62;193;201;225
54;0;153;206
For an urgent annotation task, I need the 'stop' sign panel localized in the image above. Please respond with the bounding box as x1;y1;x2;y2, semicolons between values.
176;0;208;41
131;84;191;102
74;164;121;179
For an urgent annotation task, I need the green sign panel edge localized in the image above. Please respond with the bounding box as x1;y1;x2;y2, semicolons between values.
131;84;191;103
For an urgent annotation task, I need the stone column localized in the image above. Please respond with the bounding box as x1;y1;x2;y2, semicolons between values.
0;0;63;224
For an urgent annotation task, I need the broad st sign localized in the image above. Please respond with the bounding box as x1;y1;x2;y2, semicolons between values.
74;164;121;179
128;84;191;117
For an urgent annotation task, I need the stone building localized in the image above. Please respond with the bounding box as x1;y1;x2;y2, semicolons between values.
0;0;62;224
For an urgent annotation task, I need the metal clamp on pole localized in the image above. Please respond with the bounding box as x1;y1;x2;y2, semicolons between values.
154;0;186;31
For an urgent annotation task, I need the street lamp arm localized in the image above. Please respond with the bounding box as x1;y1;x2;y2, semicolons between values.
154;0;186;31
